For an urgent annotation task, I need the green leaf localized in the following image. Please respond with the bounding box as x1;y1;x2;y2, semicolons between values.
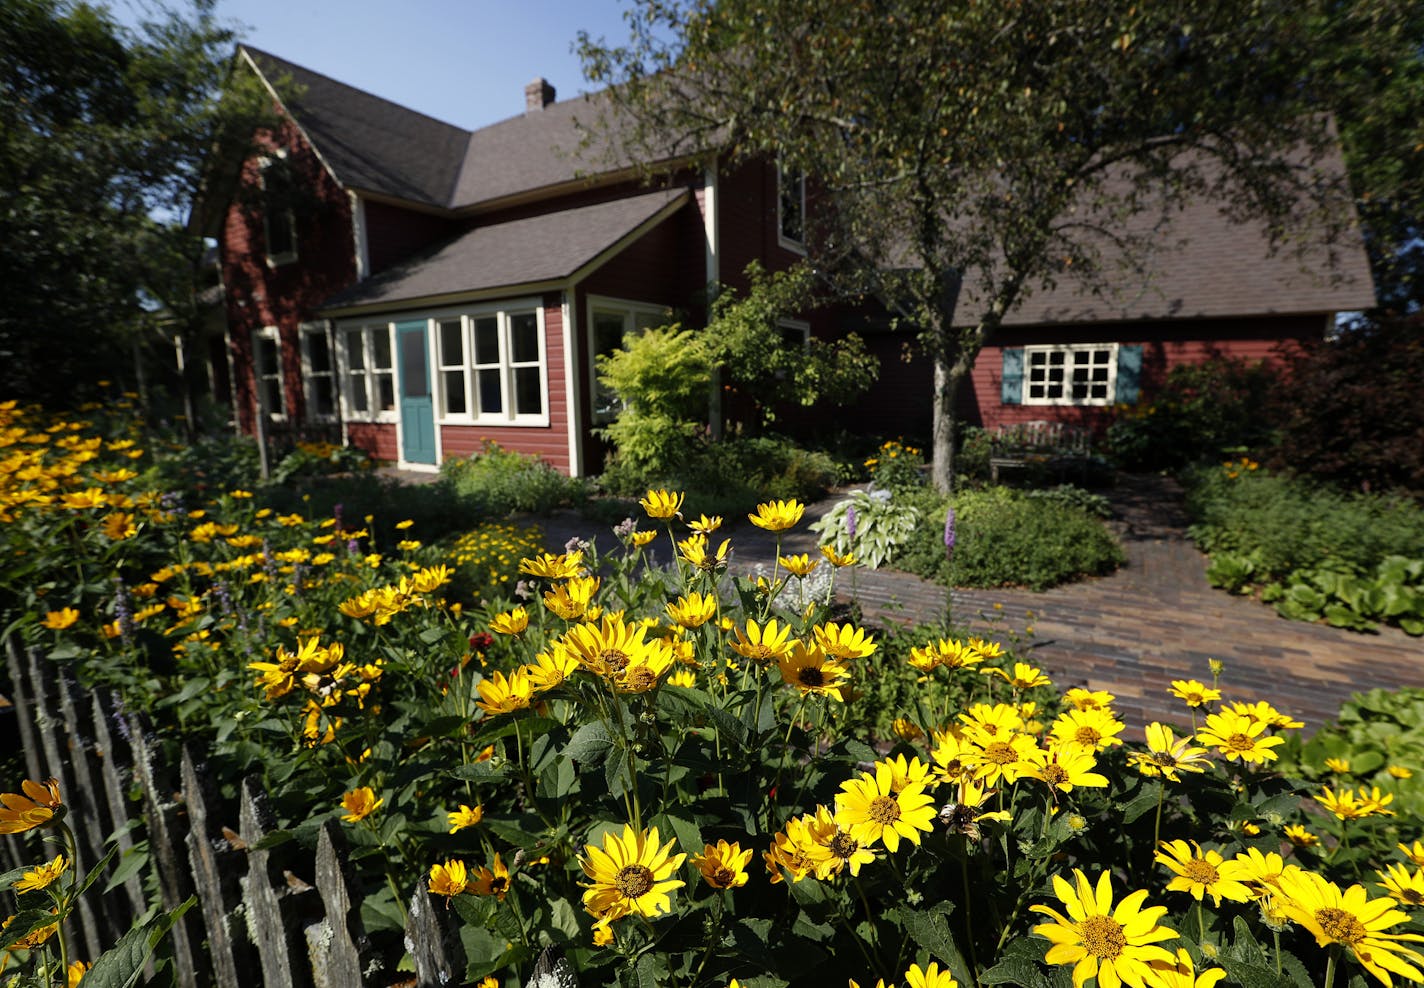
0;909;57;952
1122;781;1163;824
897;906;973;985
565;721;618;765
1216;955;1299;988
81;896;195;988
536;755;578;800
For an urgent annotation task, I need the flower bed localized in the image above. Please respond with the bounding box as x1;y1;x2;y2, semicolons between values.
2;401;1423;987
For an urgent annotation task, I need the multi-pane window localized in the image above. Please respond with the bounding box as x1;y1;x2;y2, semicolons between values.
301;325;336;420
778;162;805;249
1023;344;1118;405
436;318;467;415
253;328;285;418
342;325;396;419
588;299;669;423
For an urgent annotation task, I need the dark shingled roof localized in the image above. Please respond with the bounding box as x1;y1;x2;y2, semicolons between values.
242;46;470;207
321;188;689;312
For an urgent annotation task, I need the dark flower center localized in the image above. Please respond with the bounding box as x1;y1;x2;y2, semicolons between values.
615;864;654;898
867;795;901;825
1316;907;1367;945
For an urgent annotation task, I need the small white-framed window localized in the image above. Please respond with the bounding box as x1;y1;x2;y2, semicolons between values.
776;318;811;350
435;317;469;417
777;162;806;251
1023;343;1119;406
258;152;298;266
587;296;670;424
340;324;396;421
252;326;286;420
300;323;337;421
465;305;548;424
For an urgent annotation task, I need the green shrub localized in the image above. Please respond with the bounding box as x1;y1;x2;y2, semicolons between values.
896;487;1124;590
809;488;922;569
596;324;711;474
440;442;587;517
1106;355;1276;471
1187;465;1424;634
862;439;926;493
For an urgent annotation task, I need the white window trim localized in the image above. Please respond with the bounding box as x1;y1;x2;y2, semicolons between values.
433;315;474;424
337;322;399;425
257;152;298;268
299;322;338;423
1021;342;1120;407
777;162;806;254
776;318;811;349
586;295;671;425
252;325;286;422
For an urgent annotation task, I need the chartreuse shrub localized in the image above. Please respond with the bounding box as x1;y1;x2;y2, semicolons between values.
1188;463;1424;634
8;401;1424;987
440;440;588;518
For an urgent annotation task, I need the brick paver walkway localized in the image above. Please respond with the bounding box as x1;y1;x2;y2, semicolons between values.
527;475;1421;735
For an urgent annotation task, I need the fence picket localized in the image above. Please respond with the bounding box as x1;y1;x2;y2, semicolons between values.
182;746;258;988
239;775;306;988
406;878;466;988
305;821;367;988
90;691;148;919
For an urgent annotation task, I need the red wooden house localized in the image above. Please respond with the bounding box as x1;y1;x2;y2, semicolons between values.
215;46;1375;473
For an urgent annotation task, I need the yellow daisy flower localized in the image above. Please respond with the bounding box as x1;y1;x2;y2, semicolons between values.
1063;688;1116;711
523;645;581;693
778;553;820;578
686;513;723;534
904;961;959;988
666;591;718;629
489;606;529;636
1146;948;1227;988
519;550;583;580
834;762;936;853
1168;679;1221;708
820;544;856;567
1050;708;1126;754
0;778;62;834
1324;756;1352;774
447;804;484;833
1155;840;1254;906
544;576;600;621
475;669;535;716
13;854;68;894
1377;862;1424;908
1276;868;1424;985
986;662;1051;690
470;853;512;899
41;607;81;630
693;840;753;890
428;859;468;897
1126;723;1211;783
778;642;851;701
813;622;877;660
1028;744;1109;795
729;618;795;664
579;824;686;923
1196;709;1284;764
679;533;731;572
339;787;382;822
1284;825;1321;849
748;499;805;532
1030;869;1178;988
1318;785;1395;821
1399;841;1424;867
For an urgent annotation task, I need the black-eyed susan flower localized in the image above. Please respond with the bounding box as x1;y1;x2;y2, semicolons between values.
476;669;535;716
1377;863;1424;908
470;853;511;899
563;614;666;680
1318;785;1395;821
986;662;1051;691
1126;723;1210;783
1063;687;1116;711
799;805;876;879
41;607;80;630
1325;756;1352;775
523;646;580;693
489;606;529;636
960;727;1043;787
579;824;686;923
1029;745;1108;795
1145;948;1226;988
543;576;599;621
1050;708;1126;754
813;621;877;660
1285;824;1321;848
428;859;469;897
1400;841;1424;867
729;618;794;665
666;591;718;629
13;854;68;894
1230;847;1292;898
687;513;722;534
639;489;685;520
1276;868;1424;985
0;778;62;834
1196;709;1284;764
748;499;804;532
904;961;958;988
778;642;851;701
678;534;731;572
339;787;382;822
1030;869;1178;988
1168;679;1221;708
778;553;819;578
835;762;936;853
519;550;583;580
693;839;753;890
1155;840;1254;906
820;544;855;567
447;805;484;833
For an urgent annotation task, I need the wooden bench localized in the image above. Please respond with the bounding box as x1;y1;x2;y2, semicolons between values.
988;420;1093;483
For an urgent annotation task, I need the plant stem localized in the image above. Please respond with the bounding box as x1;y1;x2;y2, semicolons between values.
1324;946;1337;988
961;853;980;982
1152;785;1165;853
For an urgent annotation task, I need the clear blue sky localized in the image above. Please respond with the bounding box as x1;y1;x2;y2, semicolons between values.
113;0;643;130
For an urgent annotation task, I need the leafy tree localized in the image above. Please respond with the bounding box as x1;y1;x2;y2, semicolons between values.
0;0;271;407
580;0;1391;490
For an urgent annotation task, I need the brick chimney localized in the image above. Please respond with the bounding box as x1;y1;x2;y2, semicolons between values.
525;77;556;113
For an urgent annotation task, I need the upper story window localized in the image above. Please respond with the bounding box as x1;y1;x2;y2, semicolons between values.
1022;343;1119;406
777;162;806;251
259;153;298;266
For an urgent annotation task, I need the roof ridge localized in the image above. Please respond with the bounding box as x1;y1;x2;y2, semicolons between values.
239;44;472;138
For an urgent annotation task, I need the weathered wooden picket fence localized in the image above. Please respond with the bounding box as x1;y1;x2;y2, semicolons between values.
2;636;508;987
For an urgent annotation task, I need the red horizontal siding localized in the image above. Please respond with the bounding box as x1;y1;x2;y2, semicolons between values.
363;200;459;275
348;422;399;462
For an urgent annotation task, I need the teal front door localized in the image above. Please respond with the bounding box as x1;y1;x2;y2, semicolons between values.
396;320;437;465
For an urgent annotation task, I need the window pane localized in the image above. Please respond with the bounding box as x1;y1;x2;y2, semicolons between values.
257;338;280;376
348;375;369;413
261;377;284;415
474;317;500;364
633;311;665;332
400;330;429;397
509;312;539;363
439;320;463;365
311;377;335;417
1094;350;1110;364
307;332;331;373
371;331;393;370
514;366;542;415
1047;383;1063;399
1029;384;1045;399
376;373;394;411
477;368;502;413
1090;383;1108;399
344;329;365;370
1029;352;1046;367
443;370;467;415
1049;352;1065;366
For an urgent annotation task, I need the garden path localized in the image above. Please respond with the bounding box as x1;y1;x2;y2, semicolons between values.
526;474;1422;736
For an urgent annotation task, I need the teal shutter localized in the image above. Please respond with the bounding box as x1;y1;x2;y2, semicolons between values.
1116;344;1144;404
1000;348;1024;404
